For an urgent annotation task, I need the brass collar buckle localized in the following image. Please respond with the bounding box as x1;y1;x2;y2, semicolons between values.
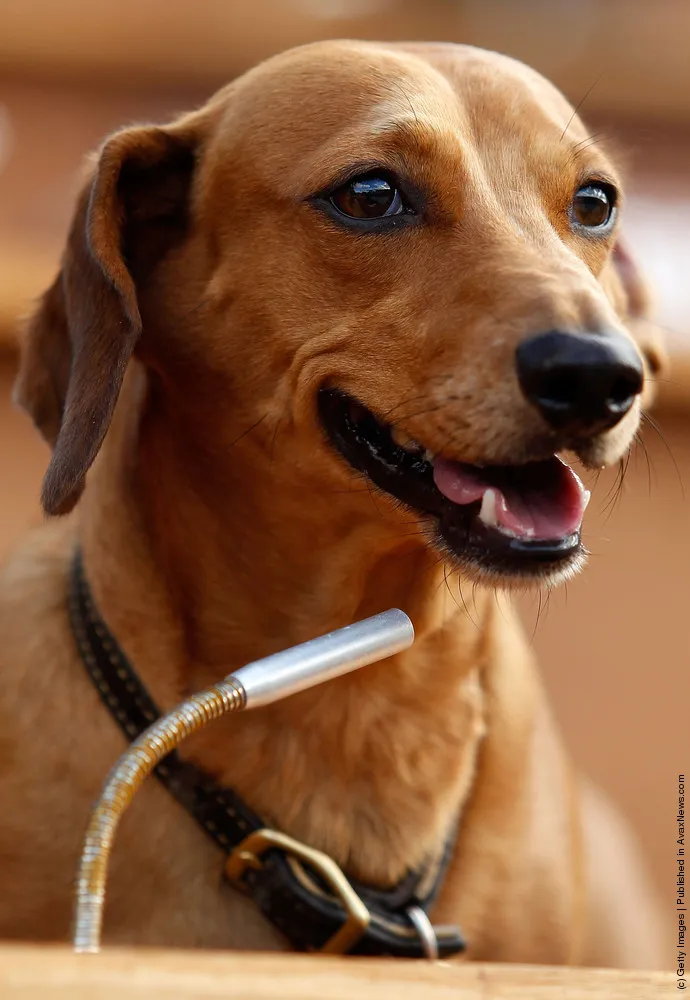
226;828;371;954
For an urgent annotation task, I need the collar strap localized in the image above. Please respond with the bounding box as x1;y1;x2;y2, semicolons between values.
68;550;466;959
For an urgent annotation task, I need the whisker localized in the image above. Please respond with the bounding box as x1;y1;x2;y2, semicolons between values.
269;417;282;465
570;131;608;152
529;588;543;645
381;378;456;419
451;565;480;630
443;562;463;617
389;400;459;426
598;454;628;520
570;135;611;161
364;477;387;519
391;527;433;539
641;411;685;499
530;584;555;643
634;430;653;498
470;581;482;622
228;413;268;450
326;486;373;495
391;78;421;131
560;73;605;141
647;376;690;398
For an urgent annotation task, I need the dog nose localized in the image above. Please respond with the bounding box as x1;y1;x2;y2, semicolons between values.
515;330;644;435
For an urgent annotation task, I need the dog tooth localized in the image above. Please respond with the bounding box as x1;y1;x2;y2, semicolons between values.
582;488;591;511
478;489;498;528
423;449;434;462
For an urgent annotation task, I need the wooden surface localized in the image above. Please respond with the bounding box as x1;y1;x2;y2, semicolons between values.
0;945;675;999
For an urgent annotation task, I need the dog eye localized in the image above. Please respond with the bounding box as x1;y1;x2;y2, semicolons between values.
571;184;616;229
330;173;407;219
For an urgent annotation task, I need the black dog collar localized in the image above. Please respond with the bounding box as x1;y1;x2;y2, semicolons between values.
68;550;466;959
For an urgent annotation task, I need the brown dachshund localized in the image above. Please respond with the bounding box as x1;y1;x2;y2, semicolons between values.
1;41;666;966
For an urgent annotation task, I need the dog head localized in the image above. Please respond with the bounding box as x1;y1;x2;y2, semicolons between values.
16;41;666;587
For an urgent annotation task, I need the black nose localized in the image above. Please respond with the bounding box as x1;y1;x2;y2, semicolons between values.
515;330;644;436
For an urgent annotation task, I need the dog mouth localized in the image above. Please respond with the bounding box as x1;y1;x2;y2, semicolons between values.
318;388;590;580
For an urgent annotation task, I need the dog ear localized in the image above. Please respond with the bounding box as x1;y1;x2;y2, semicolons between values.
14;120;202;516
603;239;668;387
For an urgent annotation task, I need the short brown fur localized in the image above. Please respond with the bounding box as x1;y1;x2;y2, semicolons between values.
2;41;665;966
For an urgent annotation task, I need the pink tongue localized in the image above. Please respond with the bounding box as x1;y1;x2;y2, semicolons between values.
432;457;588;541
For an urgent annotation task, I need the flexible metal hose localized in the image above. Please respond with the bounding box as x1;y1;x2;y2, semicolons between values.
72;679;246;953
71;608;414;953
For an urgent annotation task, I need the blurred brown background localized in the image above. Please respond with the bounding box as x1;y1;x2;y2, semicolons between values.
1;0;688;933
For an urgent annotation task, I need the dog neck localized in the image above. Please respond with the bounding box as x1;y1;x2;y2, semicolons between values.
79;368;491;885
